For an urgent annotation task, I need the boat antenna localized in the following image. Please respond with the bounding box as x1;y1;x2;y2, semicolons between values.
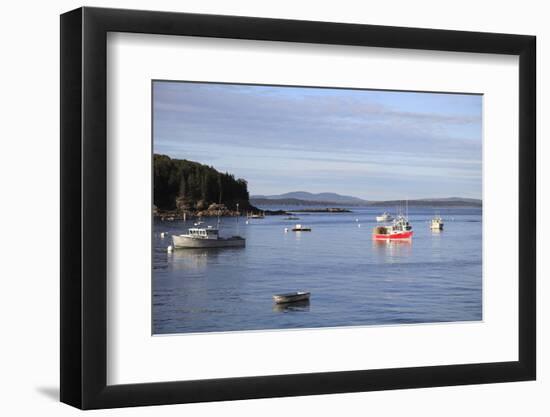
217;183;222;229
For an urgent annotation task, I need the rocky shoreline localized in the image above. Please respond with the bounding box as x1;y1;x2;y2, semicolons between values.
154;203;290;220
154;202;354;221
290;207;351;213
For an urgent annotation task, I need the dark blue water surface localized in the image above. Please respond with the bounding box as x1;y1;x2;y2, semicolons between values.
153;207;482;334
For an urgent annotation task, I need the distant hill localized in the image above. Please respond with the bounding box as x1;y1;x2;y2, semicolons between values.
251;192;481;208
251;197;358;207
251;191;369;205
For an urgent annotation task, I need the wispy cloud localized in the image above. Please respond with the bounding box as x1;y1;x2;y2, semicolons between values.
153;81;482;200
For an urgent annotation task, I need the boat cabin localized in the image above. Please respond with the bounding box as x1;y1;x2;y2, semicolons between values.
430;217;444;230
187;226;219;240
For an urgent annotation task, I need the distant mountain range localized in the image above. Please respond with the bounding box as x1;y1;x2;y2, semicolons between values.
367;197;482;207
250;192;481;207
252;191;369;205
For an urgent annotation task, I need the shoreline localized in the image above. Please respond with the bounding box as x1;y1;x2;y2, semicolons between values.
155;209;291;221
290;208;351;213
155;205;481;221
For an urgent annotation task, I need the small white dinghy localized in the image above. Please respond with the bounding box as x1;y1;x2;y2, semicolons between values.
291;224;312;232
273;291;311;304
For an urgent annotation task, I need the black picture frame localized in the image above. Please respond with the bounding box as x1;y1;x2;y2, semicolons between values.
60;6;536;410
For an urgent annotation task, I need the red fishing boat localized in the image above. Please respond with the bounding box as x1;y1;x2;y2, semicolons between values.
372;215;413;240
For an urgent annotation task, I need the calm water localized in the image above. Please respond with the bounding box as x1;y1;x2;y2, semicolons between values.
153;207;482;334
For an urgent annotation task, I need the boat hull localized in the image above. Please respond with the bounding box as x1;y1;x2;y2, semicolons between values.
273;292;311;304
172;235;245;249
373;231;413;240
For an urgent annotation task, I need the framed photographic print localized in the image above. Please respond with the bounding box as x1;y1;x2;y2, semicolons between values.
60;7;536;409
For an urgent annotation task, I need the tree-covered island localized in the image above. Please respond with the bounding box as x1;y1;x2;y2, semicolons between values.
154;154;267;218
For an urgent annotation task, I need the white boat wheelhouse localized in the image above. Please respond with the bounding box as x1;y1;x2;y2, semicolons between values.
186;226;220;240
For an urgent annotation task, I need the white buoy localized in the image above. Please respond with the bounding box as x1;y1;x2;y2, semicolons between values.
246;220;249;225
358;224;361;228
355;218;359;222
167;245;173;253
160;232;166;238
284;228;289;233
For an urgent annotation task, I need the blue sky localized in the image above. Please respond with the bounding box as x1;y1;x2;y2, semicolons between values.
153;81;482;200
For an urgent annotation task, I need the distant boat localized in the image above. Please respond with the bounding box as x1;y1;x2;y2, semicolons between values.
376;212;394;222
247;211;265;219
292;224;311;231
172;225;245;249
373;215;413;240
273;291;311;304
430;216;444;230
284;216;300;220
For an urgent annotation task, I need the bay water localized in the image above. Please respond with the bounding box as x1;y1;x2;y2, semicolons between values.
153;207;482;334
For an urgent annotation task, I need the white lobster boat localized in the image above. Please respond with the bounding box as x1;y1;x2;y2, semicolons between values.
171;225;245;249
430;216;444;230
376;212;394;222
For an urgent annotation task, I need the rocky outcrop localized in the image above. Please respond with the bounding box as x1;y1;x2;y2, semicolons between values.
196;203;239;217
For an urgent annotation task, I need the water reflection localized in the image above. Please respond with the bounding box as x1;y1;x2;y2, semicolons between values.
372;239;412;262
430;229;443;258
167;248;246;271
272;300;311;313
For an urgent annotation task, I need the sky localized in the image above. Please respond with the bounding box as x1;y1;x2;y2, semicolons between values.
153;81;482;200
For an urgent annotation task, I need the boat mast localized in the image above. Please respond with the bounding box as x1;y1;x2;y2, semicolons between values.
217;182;222;229
236;203;240;234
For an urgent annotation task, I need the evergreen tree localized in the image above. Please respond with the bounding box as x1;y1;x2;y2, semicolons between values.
153;154;253;211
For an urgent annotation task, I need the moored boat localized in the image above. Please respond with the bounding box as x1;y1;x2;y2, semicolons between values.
172;225;245;249
247;211;265;219
430;216;444;230
373;215;413;240
376;212;394;222
273;291;311;304
292;224;311;231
